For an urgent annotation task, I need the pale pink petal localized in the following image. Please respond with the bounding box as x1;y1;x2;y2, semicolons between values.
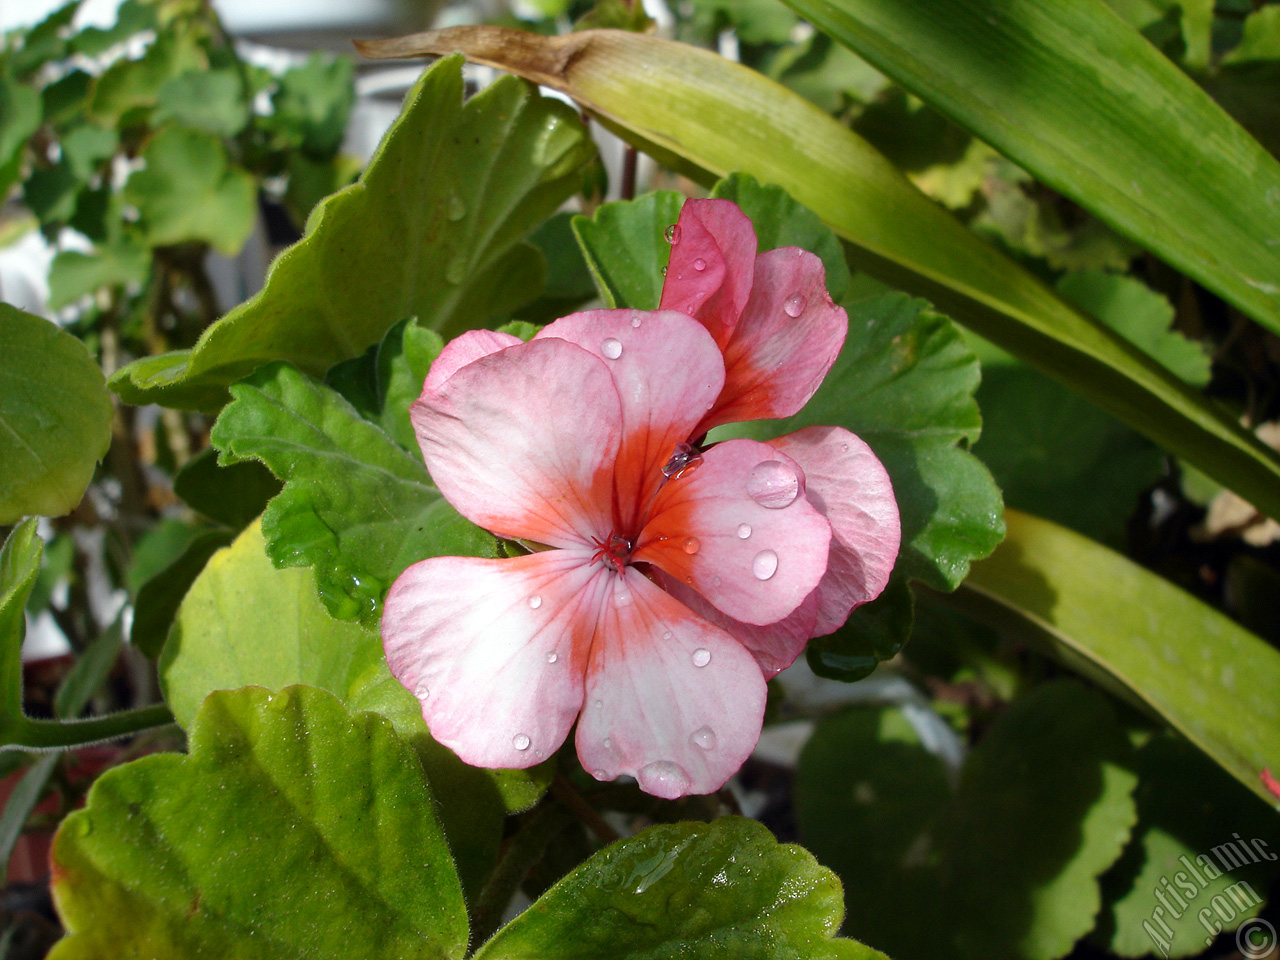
700;247;848;433
575;568;767;798
658;199;757;349
535;309;725;532
382;550;607;768
654;569;816;679
411;337;619;548
769;426;900;633
633;438;831;626
422;329;523;395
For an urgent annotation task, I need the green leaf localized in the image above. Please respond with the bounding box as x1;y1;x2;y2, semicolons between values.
123;126;256;255
88;28;207;123
49;686;469;960
8;1;80;76
375;321;445;452
0;305;112;523
47;240;150;310
475;817;885;960
1096;733;1277;958
961;509;1280;806
268;53;355;156
0;69;41;184
572;190;686;310
109;54;595;409
797;680;1138;960
1056;270;1209;388
210;363;497;626
159;521;546;895
172;446;282;530
130;529;234;658
0;521;42;716
774;0;1280;335
154;69;250;138
355;28;1280;530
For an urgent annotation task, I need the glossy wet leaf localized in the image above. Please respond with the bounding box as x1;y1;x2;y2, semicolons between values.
355;28;1280;525
210;363;497;626
0;305;112;523
962;509;1280;806
797;680;1138;960
109;54;595;409
475;817;885;960
123;126;256;255
777;0;1280;334
49;686;469;960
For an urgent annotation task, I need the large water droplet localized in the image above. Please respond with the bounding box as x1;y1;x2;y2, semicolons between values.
747;460;799;509
736;523;752;539
752;549;778;581
784;294;807;317
662;442;702;479
690;726;717;750
528;594;543;609
682;537;700;555
546;651;558;664
664;223;681;244
601;337;623;359
513;733;531;751
638;760;691;798
447;194;467;221
693;257;706;271
692;648;711;667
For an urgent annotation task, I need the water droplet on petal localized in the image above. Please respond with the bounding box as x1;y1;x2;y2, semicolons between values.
603;737;612;748
736;523;752;539
513;733;531;751
601;337;623;359
692;648;711;667
528;594;543;609
594;699;604;710
752;549;779;581
682;537;700;555
662;631;673;640
593;769;608;780
747;460;799;509
546;651;558;663
693;257;706;271
690;726;717;750
784;294;807;317
841;442;850;453
414;683;430;700
664;223;681;244
662;442;702;479
631;315;642;327
638;761;691;798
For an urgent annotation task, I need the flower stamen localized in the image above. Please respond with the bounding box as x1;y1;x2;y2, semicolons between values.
590;533;633;574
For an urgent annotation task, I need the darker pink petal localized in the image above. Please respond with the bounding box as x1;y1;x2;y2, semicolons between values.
658;199;757;350
382;550;605;768
411;337;620;548
699;247;847;433
634;438;831;627
769;426;900;633
422;329;523;395
574;568;767;798
535;309;725;533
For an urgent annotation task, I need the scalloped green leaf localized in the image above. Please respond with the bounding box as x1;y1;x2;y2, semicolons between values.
109;54;595;409
0;305;112;523
798;680;1138;960
49;686;469;960
209;363;496;626
572;190;686;310
476;817;885;960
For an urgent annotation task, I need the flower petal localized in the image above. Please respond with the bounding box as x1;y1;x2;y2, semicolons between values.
769;426;900;633
381;550;606;768
575;568;766;798
411;337;620;547
700;247;848;432
653;569;816;679
423;329;523;395
535;309;725;532
634;438;831;626
659;199;757;349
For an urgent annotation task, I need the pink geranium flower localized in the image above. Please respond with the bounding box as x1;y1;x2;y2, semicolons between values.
381;199;900;798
